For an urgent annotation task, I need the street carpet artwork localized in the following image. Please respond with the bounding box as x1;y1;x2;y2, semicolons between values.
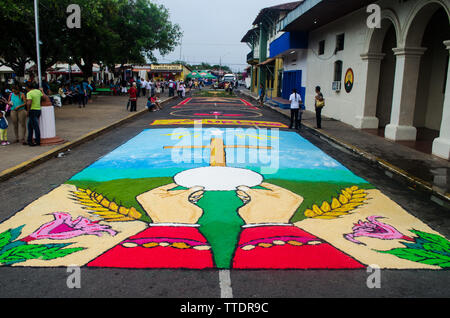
0;128;449;269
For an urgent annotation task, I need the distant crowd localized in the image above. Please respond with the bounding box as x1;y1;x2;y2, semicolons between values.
0;75;240;146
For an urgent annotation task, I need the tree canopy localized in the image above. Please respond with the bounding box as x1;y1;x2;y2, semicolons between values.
0;0;182;78
171;61;232;73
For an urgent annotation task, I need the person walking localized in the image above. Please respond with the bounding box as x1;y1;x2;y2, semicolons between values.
288;88;304;130
8;86;27;144
25;82;43;146
128;82;138;112
314;86;325;129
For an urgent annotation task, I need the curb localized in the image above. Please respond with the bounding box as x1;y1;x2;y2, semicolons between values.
237;90;450;206
0;96;177;183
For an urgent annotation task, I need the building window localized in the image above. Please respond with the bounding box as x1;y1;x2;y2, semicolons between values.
334;60;343;82
318;40;325;55
336;33;345;52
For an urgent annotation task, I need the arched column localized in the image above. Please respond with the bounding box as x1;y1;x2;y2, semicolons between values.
384;47;427;141
432;40;450;160
355;53;385;128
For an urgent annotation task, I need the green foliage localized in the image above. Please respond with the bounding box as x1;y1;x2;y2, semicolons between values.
0;226;84;266
0;0;182;76
0;243;84;265
380;230;450;268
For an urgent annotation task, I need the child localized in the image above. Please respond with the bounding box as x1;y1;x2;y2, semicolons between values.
0;111;9;146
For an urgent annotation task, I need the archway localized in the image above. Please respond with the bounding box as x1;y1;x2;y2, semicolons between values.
358;16;399;132
412;7;450;153
401;1;450;156
376;24;397;129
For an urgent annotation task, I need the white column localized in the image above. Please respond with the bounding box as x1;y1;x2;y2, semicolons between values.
385;47;427;141
39;106;57;139
432;40;450;160
355;53;385;129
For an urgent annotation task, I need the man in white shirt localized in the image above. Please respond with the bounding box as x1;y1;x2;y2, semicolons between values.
141;78;147;97
289;88;304;130
146;80;152;97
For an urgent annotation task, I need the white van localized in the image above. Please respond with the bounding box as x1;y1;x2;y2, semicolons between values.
223;74;236;82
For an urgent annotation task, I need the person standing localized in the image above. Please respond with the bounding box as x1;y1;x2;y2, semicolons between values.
75;81;86;108
314;86;325;129
141;78;147;97
146;79;152;97
128;82;138;112
155;81;161;97
121;79;128;96
288;88;304;130
259;84;265;106
25;82;43;146
0;111;9;146
8;86;27;144
82;79;91;105
136;78;142;97
168;80;174;96
180;82;186;99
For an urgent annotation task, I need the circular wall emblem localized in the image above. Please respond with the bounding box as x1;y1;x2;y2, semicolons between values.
344;68;354;93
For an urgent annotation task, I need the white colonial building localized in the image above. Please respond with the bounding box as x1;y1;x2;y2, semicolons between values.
277;0;450;160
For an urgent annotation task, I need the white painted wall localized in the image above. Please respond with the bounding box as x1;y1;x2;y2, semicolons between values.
283;50;308;87
295;0;450;133
304;8;368;126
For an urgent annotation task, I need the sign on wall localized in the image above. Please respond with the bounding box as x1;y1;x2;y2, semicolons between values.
344;68;354;93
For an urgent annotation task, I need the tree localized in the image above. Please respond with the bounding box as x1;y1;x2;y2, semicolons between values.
0;0;72;77
0;0;182;80
109;0;182;65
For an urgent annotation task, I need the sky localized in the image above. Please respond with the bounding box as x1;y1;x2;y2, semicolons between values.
151;0;292;73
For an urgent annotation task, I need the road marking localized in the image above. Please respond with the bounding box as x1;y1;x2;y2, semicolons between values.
219;270;233;298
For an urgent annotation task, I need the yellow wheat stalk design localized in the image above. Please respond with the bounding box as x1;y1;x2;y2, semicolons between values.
72;188;143;222
304;186;368;219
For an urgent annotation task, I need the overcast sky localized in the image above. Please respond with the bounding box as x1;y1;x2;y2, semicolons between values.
152;0;291;72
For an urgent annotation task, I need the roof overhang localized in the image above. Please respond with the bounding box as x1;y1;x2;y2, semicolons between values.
241;27;260;43
257;57;276;66
280;0;374;32
253;1;303;25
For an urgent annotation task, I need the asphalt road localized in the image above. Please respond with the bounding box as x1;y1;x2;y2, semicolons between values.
0;92;449;298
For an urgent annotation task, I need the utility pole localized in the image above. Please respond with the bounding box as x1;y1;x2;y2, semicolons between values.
34;0;42;88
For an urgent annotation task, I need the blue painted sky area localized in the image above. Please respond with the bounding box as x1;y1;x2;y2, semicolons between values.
70;128;369;185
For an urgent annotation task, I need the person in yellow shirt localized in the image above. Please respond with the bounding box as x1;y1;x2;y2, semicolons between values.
25;82;43;146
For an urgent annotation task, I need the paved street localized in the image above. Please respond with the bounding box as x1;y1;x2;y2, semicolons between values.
0;90;449;298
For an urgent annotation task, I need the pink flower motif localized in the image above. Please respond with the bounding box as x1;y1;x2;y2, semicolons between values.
21;212;117;242
344;216;414;245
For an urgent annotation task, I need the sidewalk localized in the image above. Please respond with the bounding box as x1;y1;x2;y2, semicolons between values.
239;88;450;205
0;92;173;179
